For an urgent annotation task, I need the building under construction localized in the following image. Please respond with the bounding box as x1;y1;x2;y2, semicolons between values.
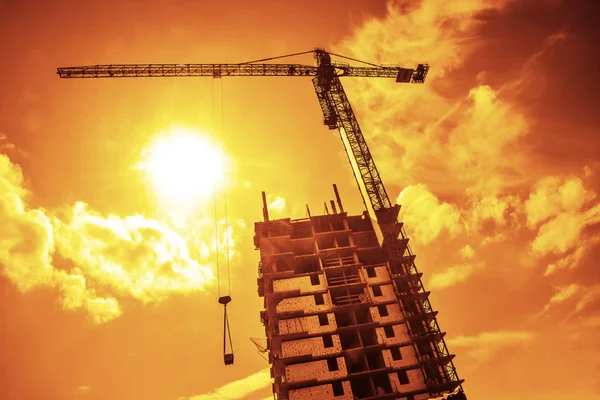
255;189;465;400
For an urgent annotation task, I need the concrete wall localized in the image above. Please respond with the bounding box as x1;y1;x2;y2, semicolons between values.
381;345;418;368
388;368;427;393
289;381;353;400
364;265;391;284
273;274;326;294
276;293;332;314
376;323;411;345
370;303;404;324
278;314;337;335
281;335;342;358
369;284;398;304
286;357;348;383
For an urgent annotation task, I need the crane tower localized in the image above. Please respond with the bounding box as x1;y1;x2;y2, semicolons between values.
58;49;466;400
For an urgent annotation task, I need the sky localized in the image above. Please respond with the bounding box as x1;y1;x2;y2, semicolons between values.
1;0;599;399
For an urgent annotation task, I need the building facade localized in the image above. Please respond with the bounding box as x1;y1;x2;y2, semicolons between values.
255;205;465;400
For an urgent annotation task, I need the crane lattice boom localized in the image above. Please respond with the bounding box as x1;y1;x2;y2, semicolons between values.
57;62;423;81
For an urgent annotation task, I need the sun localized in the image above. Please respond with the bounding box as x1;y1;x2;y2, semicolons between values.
139;127;228;204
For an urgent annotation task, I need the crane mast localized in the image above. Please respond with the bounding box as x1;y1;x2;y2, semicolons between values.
57;50;467;400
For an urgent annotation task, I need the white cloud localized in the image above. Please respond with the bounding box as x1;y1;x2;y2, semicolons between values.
429;264;475;290
0;132;16;152
525;176;595;229
530;204;600;257
187;368;271;400
339;0;529;195
1;153;220;324
266;195;286;218
544;236;600;276
447;330;535;363
397;184;463;245
544;284;580;312
459;244;475;260
541;284;600;317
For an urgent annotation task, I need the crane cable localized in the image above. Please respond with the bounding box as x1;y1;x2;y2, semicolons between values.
236;50;315;65
212;78;234;365
237;49;387;69
211;81;221;299
221;77;232;297
327;51;384;68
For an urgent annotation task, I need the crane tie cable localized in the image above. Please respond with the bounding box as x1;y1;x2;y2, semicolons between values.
327;51;385;68
237;49;389;70
236;50;315;65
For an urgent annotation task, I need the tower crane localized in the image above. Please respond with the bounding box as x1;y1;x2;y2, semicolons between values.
57;49;466;399
58;49;425;244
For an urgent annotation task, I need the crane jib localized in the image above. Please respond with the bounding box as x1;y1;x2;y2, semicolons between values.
57;63;428;81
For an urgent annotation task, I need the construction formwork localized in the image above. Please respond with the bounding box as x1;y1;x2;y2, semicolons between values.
254;201;465;400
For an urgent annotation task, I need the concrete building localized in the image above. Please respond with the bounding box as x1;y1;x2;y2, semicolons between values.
254;202;465;400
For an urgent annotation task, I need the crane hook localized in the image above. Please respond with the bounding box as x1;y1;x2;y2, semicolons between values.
219;296;234;365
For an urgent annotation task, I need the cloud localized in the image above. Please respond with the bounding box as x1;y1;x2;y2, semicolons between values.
447;330;535;363
445;86;528;191
186;368;271;400
397;182;520;246
338;0;528;195
337;2;600;303
53;202;215;303
530;204;600;257
265;194;287;220
1;155;55;292
525;176;595;229
480;233;507;246
427;245;480;290
0;133;16;152
463;191;521;234
543;284;580;312
544;235;600;276
397;184;462;244
573;286;600;314
429;263;475;290
542;284;600;316
459;244;475;260
0;153;222;323
267;195;285;212
337;1;600;260
525;175;600;258
341;0;513;80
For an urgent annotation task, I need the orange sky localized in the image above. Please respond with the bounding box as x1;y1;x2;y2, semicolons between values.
1;1;600;399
